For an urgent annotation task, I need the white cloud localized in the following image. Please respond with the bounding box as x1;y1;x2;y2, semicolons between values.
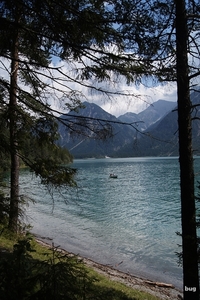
49;59;177;117
0;56;177;117
98;82;177;117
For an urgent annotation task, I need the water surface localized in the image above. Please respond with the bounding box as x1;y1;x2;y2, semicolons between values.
23;157;200;290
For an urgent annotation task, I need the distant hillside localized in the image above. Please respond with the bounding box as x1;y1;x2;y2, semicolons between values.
122;89;200;156
118;100;176;131
57;91;200;158
58;102;136;158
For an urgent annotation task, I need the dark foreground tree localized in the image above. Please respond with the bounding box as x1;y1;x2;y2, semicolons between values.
175;0;199;298
0;0;157;232
121;0;200;298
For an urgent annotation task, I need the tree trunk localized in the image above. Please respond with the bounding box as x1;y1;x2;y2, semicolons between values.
175;0;199;299
8;13;20;233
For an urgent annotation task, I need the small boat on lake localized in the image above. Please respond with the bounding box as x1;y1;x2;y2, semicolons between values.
109;173;118;178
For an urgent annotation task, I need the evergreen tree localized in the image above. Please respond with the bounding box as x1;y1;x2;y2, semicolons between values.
0;0;153;231
103;1;200;298
123;1;200;298
175;1;199;298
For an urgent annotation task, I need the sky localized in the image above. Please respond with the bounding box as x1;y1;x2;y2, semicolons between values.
0;57;177;118
49;59;178;118
94;82;177;117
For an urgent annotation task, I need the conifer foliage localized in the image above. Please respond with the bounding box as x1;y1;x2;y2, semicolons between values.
0;0;154;232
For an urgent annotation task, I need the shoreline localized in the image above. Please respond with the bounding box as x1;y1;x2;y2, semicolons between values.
35;235;183;300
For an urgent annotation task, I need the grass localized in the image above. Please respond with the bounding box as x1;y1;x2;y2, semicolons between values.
0;226;161;300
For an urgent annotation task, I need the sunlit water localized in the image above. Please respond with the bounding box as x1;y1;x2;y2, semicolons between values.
22;157;200;290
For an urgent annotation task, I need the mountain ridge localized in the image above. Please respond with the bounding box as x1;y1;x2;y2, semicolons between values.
58;92;200;158
118;99;176;131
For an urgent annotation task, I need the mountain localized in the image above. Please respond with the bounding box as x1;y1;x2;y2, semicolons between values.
118;100;176;131
58;91;200;158
58;102;136;158
122;89;200;156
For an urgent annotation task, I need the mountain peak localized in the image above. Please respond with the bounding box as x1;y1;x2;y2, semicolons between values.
58;91;200;158
118;99;176;131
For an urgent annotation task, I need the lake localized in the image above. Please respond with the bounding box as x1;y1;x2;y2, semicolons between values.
23;156;200;290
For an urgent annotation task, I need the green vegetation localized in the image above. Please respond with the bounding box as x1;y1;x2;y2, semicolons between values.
0;227;161;300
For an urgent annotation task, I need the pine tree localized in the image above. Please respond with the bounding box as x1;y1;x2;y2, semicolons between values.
0;0;153;231
175;1;199;298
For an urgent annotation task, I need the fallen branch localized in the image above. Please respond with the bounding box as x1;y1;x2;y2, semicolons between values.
145;281;174;288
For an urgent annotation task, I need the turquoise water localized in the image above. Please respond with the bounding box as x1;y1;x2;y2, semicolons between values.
23;157;200;290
